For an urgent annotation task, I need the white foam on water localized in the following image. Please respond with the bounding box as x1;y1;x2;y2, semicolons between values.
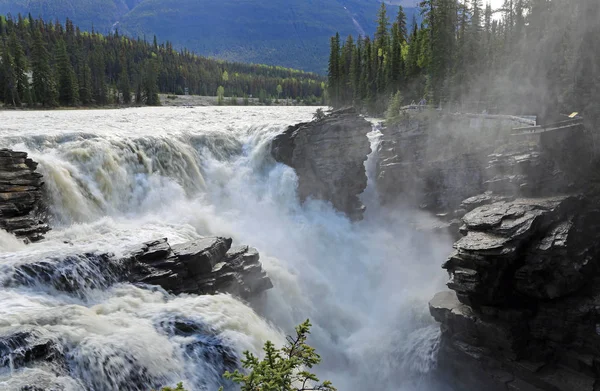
0;106;451;391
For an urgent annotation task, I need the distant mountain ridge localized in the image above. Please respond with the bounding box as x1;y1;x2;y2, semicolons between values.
0;0;419;73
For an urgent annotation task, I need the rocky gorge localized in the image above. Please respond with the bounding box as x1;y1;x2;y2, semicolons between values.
272;107;600;390
2;104;598;391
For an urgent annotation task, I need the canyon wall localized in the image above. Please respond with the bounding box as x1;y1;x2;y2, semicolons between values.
378;112;600;390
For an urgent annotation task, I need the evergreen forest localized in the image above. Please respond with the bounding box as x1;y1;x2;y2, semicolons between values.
0;14;325;108
327;0;600;123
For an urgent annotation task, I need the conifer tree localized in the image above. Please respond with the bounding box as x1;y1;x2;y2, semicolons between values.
90;48;107;104
350;36;362;102
31;29;58;107
142;58;160;106
1;39;18;106
340;35;354;103
119;67;131;104
78;60;93;105
54;39;79;106
375;3;390;50
390;22;404;92
327;33;341;107
396;6;408;44
8;30;28;106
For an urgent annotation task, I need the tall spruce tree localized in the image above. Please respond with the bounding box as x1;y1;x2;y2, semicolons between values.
142;58;160;106
8;30;28;106
119;67;131;104
54;39;79;106
327;33;341;107
390;22;404;93
31;29;58;107
1;39;18;106
396;6;408;43
340;35;354;104
78;60;93;105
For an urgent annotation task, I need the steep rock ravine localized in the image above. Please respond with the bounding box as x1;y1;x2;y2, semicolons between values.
278;108;600;390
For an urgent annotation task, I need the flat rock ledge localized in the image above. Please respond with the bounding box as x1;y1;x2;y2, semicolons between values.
0;149;49;242
128;237;273;299
271;107;372;220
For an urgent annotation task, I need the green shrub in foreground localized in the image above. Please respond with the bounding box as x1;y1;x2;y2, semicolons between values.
159;320;335;391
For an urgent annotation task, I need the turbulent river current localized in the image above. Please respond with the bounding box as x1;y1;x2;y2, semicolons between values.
0;107;452;391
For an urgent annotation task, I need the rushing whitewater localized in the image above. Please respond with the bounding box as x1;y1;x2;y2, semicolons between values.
0;107;452;391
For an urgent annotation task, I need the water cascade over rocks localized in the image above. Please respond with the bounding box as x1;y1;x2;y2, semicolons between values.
0;107;451;391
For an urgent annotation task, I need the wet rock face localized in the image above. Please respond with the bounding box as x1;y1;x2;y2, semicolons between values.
0;331;63;372
4;237;272;300
271;107;372;220
414;115;600;390
375;114;588;218
445;196;593;306
129;237;273;299
430;195;600;391
0;149;50;242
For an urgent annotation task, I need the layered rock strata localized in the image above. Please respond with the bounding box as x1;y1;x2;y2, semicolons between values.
271;107;372;220
129;237;273;299
7;237;272;300
0;149;49;242
425;118;600;390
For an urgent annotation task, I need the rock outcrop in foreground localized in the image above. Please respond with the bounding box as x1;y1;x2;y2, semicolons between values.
431;194;600;390
272;107;372;220
0;149;49;242
421;115;600;390
129;237;273;299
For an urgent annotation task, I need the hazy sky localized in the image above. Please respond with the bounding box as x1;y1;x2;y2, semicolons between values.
489;0;504;9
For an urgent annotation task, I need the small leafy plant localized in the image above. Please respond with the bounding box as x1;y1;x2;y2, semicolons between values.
313;108;326;121
221;320;336;391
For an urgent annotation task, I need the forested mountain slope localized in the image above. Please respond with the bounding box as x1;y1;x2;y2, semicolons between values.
0;0;418;73
0;15;325;108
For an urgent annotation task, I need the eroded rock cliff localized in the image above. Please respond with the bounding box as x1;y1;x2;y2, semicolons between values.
0;149;49;242
419;114;600;390
271;107;372;220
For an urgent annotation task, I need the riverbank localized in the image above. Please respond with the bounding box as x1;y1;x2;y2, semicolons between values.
0;94;321;111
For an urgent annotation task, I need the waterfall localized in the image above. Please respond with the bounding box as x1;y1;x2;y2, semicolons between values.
0;107;452;391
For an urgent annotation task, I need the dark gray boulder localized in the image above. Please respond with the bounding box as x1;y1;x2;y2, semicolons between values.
129;237;273;299
4;237;273;300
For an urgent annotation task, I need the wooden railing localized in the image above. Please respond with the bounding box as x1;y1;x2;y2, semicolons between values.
511;118;584;136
